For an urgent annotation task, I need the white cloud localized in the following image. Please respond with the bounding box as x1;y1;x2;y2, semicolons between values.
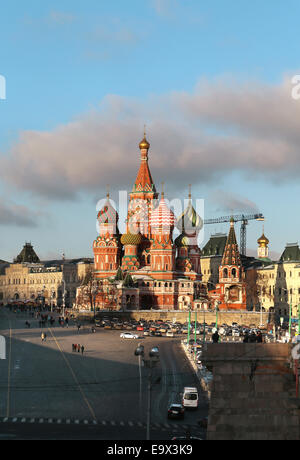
0;198;43;228
209;190;259;214
2;77;300;202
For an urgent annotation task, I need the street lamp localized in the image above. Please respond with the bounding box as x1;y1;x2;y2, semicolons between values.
91;282;98;321
283;288;293;339
62;278;66;319
259;286;263;328
215;300;220;330
134;345;160;441
187;304;192;348
50;290;55;313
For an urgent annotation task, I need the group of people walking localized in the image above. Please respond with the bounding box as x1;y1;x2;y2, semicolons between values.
72;344;85;355
243;331;263;343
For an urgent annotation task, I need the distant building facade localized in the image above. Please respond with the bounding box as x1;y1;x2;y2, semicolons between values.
0;243;93;308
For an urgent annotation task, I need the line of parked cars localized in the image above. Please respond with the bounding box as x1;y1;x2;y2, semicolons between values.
95;317;221;336
96;317;271;342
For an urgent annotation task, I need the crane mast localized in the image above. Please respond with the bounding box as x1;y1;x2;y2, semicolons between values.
204;213;264;256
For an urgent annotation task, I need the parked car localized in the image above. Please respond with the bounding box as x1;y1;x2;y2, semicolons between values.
168;404;185;420
166;331;174;337
232;329;240;337
120;332;139;339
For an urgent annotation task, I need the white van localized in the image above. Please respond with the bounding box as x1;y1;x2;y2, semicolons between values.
182;387;199;409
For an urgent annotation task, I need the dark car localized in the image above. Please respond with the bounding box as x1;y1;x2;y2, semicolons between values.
155;331;162;337
168;404;185;420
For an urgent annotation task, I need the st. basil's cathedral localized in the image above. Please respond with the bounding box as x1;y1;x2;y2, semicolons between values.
92;134;247;311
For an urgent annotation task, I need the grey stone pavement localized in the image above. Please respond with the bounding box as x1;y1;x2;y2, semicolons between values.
0;309;208;440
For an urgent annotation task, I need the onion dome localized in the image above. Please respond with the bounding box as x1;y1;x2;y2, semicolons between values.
97;195;118;225
150;197;176;229
121;232;143;246
175;234;190;248
139;135;150;151
177;200;203;235
257;233;269;246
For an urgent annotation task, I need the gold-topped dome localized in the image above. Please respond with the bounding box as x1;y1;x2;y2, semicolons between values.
257;233;269;246
139;136;150;150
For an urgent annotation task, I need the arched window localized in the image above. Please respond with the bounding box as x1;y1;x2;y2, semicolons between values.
232;268;237;278
223;268;228;278
147;255;151;265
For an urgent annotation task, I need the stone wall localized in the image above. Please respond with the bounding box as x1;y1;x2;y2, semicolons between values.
89;310;273;327
202;343;300;440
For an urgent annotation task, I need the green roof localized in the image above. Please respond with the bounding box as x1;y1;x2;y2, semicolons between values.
14;243;40;264
202;234;227;257
280;244;300;262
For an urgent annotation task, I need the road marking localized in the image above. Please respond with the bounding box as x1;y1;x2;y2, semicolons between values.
48;327;97;422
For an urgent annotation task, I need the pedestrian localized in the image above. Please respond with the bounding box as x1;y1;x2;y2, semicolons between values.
256;331;263;343
78;344;81;353
81;345;85;355
72;344;75;352
243;332;249;343
249;332;257;343
212;330;220;343
74;344;77;352
65;317;69;328
77;324;81;333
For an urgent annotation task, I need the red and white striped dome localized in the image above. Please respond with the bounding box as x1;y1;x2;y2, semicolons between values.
150;198;176;230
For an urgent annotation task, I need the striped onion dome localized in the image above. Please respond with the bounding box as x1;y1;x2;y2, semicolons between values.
177;200;203;235
97;196;118;225
150;198;176;229
121;232;143;246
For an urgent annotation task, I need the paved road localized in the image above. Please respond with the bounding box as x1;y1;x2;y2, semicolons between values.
0;309;208;440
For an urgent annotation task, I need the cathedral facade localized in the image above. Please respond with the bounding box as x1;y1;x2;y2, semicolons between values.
93;135;206;311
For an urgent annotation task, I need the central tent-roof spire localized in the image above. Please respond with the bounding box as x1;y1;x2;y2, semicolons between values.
132;130;157;194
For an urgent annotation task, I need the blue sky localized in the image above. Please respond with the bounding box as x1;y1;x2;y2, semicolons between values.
1;0;300;261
